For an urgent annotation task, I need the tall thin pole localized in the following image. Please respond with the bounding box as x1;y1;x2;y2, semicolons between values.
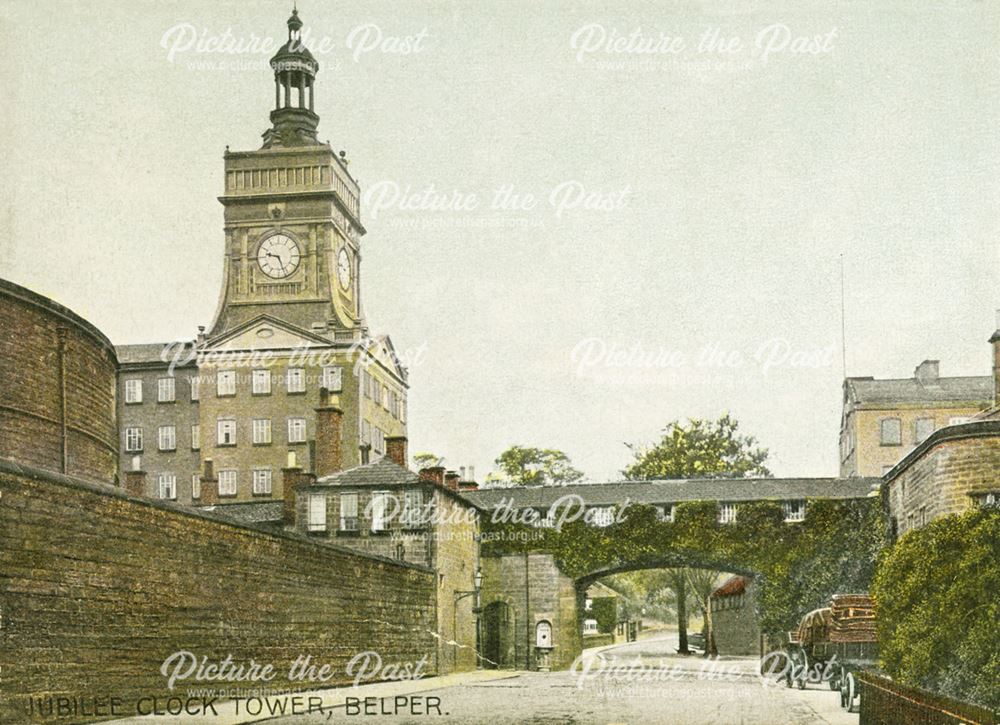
840;254;847;379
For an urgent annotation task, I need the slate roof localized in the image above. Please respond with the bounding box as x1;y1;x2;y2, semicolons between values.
313;457;422;487
198;500;284;526
845;375;991;408
460;478;878;510
711;575;748;599
116;342;183;365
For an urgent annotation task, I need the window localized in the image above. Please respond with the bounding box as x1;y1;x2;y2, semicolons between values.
657;505;676;523
124;427;143;452
395;542;405;561
252;369;271;395
880;418;902;446
287;417;306;443
308;493;327;532
718;503;738;524
287;368;305;393
949;416;971;426
382;386;390;410
362;371;371;399
340;492;358;531
190;376;200;401
370;491;389;532
973;492;999;508
191;472;201;500
782;500;806;523
217;419;236;446
191;424;200;451
372;428;384;454
157;425;176;451
124;379;143;404
322;366;342;392
915;417;935;444
400;398;407;424
218;470;237;496
588;507;614;527
158;473;176;500
536;508;556;528
252;468;272;495
402;490;424;528
360;419;372;445
157;377;175;403
252;418;272;445
217;370;236;396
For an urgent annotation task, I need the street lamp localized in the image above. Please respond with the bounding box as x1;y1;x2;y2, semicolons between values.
455;566;485;669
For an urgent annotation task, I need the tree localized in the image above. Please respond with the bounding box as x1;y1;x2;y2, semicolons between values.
684;569;727;657
492;445;584;486
872;507;1000;709
412;452;441;470
623;413;771;480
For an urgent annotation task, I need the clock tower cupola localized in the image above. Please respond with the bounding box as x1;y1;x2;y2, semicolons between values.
208;8;366;341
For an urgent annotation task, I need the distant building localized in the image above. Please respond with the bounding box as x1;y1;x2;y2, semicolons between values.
709;575;760;656
839;359;991;477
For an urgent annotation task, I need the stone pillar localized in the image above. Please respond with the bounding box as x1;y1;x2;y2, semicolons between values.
419;466;445;487
385;436;408;469
314;390;343;478
200;458;219;506
991;311;1000;407
445;471;460;491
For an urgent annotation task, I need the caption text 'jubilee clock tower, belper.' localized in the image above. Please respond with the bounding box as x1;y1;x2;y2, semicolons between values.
116;9;408;507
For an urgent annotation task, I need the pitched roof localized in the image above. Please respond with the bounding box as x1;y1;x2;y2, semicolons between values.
845;375;991;408
459;477;878;509
115;342;179;365
711;575;748;598
196;500;284;526
313;457;422;487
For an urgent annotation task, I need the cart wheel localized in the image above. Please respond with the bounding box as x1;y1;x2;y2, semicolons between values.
845;671;858;713
791;648;809;690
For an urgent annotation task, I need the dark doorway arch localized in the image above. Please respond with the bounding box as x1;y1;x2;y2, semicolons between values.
482;600;516;669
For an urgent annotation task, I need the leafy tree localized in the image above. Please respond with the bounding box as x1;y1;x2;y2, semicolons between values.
412;452;441;470
590;597;618;634
623;414;771;480
873;507;1000;709
492;445;584;486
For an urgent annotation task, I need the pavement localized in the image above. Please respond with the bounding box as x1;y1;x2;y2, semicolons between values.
102;635;858;725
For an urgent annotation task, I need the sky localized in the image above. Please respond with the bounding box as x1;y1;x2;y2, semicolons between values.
1;0;998;481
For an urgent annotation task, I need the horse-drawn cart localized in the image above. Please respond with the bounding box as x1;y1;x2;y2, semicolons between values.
784;594;878;713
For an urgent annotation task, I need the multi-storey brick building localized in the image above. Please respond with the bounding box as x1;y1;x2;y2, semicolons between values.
839;359;991;477
117;9;407;506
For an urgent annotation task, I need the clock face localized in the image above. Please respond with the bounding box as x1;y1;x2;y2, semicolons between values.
257;234;301;279
337;248;352;290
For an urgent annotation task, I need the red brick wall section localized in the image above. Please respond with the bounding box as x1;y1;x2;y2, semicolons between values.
0;461;438;724
0;280;118;483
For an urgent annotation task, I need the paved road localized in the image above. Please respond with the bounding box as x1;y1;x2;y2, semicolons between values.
263;636;857;725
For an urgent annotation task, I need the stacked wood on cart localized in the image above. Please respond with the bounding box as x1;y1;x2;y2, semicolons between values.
782;593;878;713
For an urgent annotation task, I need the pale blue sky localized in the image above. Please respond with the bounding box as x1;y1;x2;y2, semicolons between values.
2;1;998;480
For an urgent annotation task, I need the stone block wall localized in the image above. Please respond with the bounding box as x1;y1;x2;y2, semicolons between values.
0;460;437;724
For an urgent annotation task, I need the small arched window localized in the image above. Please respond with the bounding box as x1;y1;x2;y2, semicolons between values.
535;620;553;648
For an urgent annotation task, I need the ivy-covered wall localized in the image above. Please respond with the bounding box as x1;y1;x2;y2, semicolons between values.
481;498;884;635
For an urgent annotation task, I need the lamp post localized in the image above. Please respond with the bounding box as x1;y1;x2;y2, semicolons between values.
455;566;484;669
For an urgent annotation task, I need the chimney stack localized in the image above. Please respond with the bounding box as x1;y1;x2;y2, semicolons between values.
419;466;445;488
444;471;460;491
914;359;940;384
124;456;146;497
386;436;408;469
282;450;304;529
991;312;1000;406
200;458;218;506
314;389;343;478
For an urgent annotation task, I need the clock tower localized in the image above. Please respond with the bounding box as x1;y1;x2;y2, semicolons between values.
209;8;364;340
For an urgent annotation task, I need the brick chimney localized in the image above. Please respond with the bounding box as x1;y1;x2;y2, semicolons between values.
444;471;460;491
419;466;445;487
282;450;303;529
385;436;408;469
314;389;343;478
914;359;940;384
124;455;146;497
200;458;218;506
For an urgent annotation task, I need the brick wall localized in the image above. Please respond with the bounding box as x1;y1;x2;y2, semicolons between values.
887;421;1000;536
0;459;438;724
0;279;118;483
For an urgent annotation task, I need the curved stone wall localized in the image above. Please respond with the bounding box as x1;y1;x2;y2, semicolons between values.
0;278;118;482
